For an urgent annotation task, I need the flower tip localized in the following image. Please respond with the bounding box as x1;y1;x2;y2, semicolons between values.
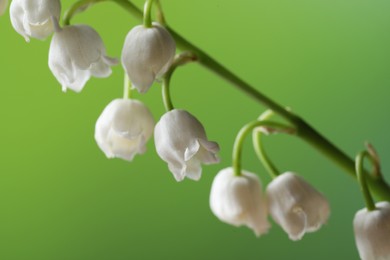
135;84;151;94
103;55;119;66
253;224;271;237
173;174;185;182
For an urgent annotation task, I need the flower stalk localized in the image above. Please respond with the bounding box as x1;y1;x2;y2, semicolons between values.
162;51;198;112
143;0;154;28
356;151;377;211
233;120;293;177
252;110;296;179
123;73;131;99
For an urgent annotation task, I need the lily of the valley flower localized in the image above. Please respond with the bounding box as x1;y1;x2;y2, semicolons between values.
210;167;270;236
154;109;219;181
121;22;176;93
10;0;61;41
353;201;390;260
0;0;7;16
95;99;155;161
49;20;117;92
266;172;330;241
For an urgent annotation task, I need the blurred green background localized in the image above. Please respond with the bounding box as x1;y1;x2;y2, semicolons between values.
1;0;390;259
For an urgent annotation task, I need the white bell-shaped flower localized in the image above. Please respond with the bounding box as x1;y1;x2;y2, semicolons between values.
210;167;270;236
95;98;155;161
49;21;117;92
266;172;330;241
154;109;219;181
121;22;176;93
10;0;61;41
353;201;390;260
0;0;8;16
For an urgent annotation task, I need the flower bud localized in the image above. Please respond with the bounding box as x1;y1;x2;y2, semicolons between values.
353;201;390;260
121;22;176;93
49;22;117;92
95;99;155;161
210;167;270;236
10;0;61;41
0;0;8;16
266;172;330;241
154;109;219;181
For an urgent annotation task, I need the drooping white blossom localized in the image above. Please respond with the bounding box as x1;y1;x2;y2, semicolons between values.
266;172;330;241
121;22;176;93
354;201;390;260
210;167;270;236
0;0;8;16
10;0;61;41
95;99;155;161
154;109;219;181
49;21;117;92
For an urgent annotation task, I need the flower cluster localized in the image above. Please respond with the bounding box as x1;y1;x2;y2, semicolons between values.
9;0;116;92
3;0;390;258
94;16;220;180
210;169;330;240
6;0;219;181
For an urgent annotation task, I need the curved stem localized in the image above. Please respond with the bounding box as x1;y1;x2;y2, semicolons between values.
252;109;292;179
63;0;390;201
233;120;293;177
161;52;198;112
356;151;376;211
366;142;382;179
155;0;166;26
161;77;173;111
252;130;280;179
143;0;154;28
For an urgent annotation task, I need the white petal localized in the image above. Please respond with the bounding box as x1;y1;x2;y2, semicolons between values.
266;172;330;240
56;25;106;69
184;140;200;161
121;22;176;93
154;109;219;181
210;167;270;236
197;139;220;164
10;0;61;41
48;24;115;92
94;99;155;162
354;202;390;260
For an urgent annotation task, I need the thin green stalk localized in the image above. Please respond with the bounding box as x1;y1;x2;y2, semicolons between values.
356;151;376;211
63;0;390;201
143;0;154;28
161;52;198;112
161;76;173;111
233;120;292;177
252;130;280;179
123;73;131;99
155;0;166;26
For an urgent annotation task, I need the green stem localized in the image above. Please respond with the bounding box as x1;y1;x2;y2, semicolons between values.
63;0;390;201
356;151;376;211
252;129;280;179
162;76;173;111
143;0;154;28
161;52;198;112
253;110;282;178
233;120;292;177
155;0;166;26
123;73;131;99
